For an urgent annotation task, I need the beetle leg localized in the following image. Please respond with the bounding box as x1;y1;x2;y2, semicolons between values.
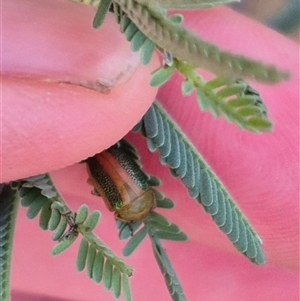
116;215;135;236
91;188;101;196
127;222;134;236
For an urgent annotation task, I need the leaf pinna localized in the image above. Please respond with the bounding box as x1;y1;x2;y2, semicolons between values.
113;0;288;82
150;238;187;301
17;175;134;301
135;101;266;265
152;61;273;133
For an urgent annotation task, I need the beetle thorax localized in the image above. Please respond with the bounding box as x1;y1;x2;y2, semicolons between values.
116;189;156;222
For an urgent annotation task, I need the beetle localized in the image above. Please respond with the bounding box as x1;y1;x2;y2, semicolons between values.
86;140;156;223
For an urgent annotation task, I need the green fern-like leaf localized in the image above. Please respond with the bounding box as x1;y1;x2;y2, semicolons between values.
77;231;133;300
199;77;272;132
137;101;266;265
0;184;19;301
73;0;287;83
19;175;73;240
114;0;288;82
150;237;187;301
75;206;133;299
18;174;133;300
152;60;273;133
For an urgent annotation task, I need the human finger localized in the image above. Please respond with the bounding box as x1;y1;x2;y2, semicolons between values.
2;0;159;182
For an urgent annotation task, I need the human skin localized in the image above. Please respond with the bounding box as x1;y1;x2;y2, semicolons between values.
2;0;299;301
